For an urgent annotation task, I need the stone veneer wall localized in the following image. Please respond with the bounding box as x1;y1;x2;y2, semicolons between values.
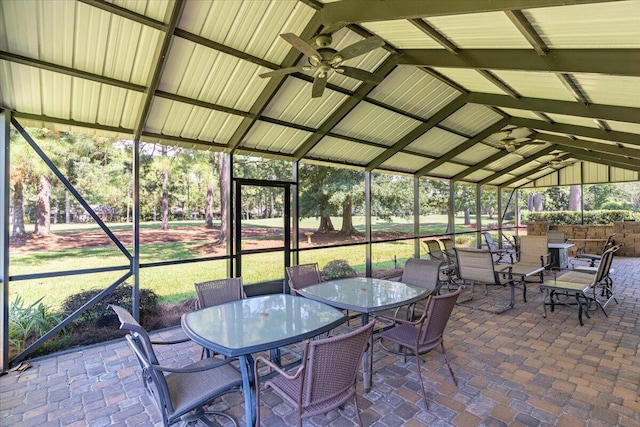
526;221;639;257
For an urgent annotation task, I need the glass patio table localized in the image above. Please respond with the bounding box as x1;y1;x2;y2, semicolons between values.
297;277;433;391
181;293;346;427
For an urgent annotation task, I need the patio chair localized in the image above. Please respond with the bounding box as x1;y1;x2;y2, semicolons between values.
482;231;515;264
391;258;443;320
286;263;322;295
539;244;620;326
374;288;462;409
573;233;616;270
454;247;517;314
424;239;458;288
110;305;242;427
254;320;375;427
194;277;246;358
505;235;551;301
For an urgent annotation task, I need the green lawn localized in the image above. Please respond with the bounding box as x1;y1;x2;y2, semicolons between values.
9;215;498;309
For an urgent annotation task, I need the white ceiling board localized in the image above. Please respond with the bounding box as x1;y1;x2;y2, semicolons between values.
426;12;531;49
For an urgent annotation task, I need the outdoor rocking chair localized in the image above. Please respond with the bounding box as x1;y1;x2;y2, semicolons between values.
110;305;242;427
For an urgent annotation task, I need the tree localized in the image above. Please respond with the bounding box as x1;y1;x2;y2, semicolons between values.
299;164;364;235
568;185;581;211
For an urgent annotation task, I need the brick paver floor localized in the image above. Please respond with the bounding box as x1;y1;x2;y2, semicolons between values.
1;257;639;426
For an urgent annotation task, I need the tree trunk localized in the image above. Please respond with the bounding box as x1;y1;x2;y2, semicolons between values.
35;175;51;236
217;153;229;244
340;195;358;235
569;185;581;211
205;181;214;227
161;147;169;230
12;180;25;237
463;209;471;225
65;191;71;224
533;194;543;211
317;215;334;232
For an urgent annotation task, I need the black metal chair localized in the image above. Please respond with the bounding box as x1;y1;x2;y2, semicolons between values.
111;305;242;426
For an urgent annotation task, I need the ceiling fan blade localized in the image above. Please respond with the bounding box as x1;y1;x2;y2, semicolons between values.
259;66;307;78
506;144;516;153
334;36;384;61
335;66;383;84
280;33;321;60
312;75;327;98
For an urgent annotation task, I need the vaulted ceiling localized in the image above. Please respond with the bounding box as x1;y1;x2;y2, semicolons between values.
1;0;638;188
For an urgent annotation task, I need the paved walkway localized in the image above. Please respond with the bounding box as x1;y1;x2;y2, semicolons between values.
1;257;639;426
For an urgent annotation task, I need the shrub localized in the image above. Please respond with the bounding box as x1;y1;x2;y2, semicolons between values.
9;296;63;358
527;210;638;225
321;260;357;280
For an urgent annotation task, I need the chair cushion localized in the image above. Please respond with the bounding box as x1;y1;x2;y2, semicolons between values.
166;359;242;420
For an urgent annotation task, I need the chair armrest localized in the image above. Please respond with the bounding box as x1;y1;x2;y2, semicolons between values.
150;337;191;345
373;313;424;327
148;354;239;374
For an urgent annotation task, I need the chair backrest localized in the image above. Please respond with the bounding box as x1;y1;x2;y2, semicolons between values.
417;287;462;348
401;258;442;291
482;232;499;251
301;320;375;408
110;305;173;421
286;263;322;294
518;235;548;265
454;247;500;284
591;244;620;286
601;233;616;253
194;277;245;309
547;230;566;243
424;240;446;262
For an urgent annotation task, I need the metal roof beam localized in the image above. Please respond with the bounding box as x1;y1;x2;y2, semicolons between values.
531;132;640;160
133;0;185;141
398;49;640;77
560;148;640;172
320;0;611;23
13;112;134;135
509;118;640;147
472;93;640;124
78;0;166;30
478;146;557;185
415;119;509;176
366;95;468;171
504;10;548;55
408;19;459;53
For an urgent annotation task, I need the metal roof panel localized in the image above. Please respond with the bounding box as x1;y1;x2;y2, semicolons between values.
544;113;600;129
333;102;422;145
361;20;444;49
432;68;506;94
241;121;312;154
308;136;385;165
440;104;503;136
452;144;501;164
369;66;462;120
406;127;467;157
381;152;431;173
491;70;575;102
426;12;530;49
573;74;640;109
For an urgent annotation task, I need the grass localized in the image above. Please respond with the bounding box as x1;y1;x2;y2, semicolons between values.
9;215;498;309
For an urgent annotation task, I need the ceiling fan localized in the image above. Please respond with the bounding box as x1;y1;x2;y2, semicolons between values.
259;29;385;98
543;153;577;169
497;128;546;152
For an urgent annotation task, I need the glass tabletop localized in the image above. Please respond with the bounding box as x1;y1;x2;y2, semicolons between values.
297;277;431;313
181;294;346;357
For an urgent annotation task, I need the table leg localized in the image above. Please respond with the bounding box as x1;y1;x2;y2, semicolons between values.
361;313;371;392
239;355;256;427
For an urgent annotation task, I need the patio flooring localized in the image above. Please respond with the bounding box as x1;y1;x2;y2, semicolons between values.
1;257;639;427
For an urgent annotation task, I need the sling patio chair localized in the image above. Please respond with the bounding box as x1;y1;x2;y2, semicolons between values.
254;320;375;427
539;244;620;326
572;233;616;271
481;231;515;264
111;305;242;427
424;239;458;289
454;247;518;314
503;235;551;302
373;288;462;409
194;277;246;359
